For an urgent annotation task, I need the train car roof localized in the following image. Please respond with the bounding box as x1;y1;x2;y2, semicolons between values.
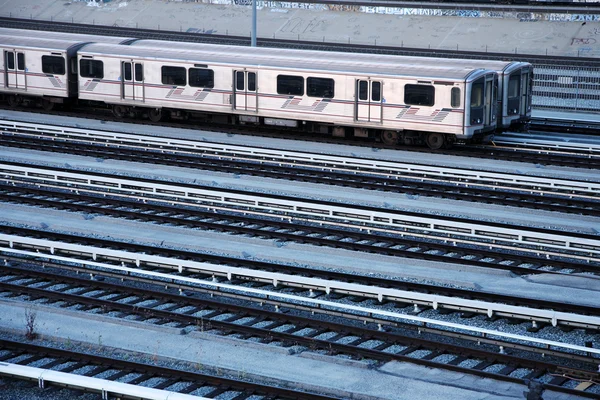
0;27;136;45
80;43;492;81
0;35;86;51
130;40;531;74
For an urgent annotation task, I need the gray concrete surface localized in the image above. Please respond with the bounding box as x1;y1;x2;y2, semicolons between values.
0;0;599;57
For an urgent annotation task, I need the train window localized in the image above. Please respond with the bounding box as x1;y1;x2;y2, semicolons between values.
6;52;14;70
135;63;143;82
189;68;214;88
236;71;244;91
307;77;334;98
42;56;65;75
161;66;186;86
371;81;381;102
17;53;24;70
248;72;256;91
123;63;132;81
80;59;103;79
277;75;304;96
451;87;461;108
508;75;520;99
470;82;483;108
358;81;368;101
404;84;434;106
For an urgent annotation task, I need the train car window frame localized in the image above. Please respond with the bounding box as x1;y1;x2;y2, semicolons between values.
123;62;132;81
404;84;435;106
248;72;256;91
134;63;143;82
42;55;65;75
79;59;104;79
358;80;368;101
371;81;381;102
17;53;25;71
470;81;484;108
189;68;214;88
161;65;186;86
307;77;334;98
451;87;461;108
508;75;520;99
6;52;15;70
277;75;304;96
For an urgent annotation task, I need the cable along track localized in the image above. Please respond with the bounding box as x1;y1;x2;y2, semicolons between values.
1;264;599;398
1;162;599;274
1;119;600;217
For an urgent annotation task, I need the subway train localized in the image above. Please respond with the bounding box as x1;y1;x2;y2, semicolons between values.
0;28;532;149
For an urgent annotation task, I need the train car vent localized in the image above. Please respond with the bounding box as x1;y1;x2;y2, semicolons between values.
417;80;432;85
194;64;208;68
434;81;454;86
51;52;62;56
82;55;93;59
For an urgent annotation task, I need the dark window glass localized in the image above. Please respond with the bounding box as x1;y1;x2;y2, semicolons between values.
236;71;244;91
161;66;186;86
42;56;65;75
277;75;303;96
404;84;435;106
248;72;256;91
358;80;368;101
17;53;24;70
451;87;461;108
508;74;520;99
123;62;132;81
79;59;103;79
6;52;15;70
470;81;484;108
135;63;143;82
307;77;334;98
371;81;381;102
189;68;214;88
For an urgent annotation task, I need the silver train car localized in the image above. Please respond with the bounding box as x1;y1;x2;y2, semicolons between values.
0;35;87;110
76;42;498;148
131;40;533;132
1;30;500;149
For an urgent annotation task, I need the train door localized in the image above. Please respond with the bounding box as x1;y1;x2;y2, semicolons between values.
4;50;26;90
520;68;532;115
233;70;257;112
121;61;144;102
483;74;495;126
355;79;383;123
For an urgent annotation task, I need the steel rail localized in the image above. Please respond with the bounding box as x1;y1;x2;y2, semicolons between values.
2;119;599;197
0;339;339;400
2;234;600;334
2;162;599;262
1;265;598;398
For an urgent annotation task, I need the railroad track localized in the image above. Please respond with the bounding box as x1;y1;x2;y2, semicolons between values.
1;225;599;330
0;338;337;400
1;119;600;215
1;259;599;398
2;106;600;169
1;162;599;274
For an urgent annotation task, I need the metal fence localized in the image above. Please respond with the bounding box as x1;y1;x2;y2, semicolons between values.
532;64;600;113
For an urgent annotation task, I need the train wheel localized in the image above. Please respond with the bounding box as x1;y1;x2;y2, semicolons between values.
425;132;445;150
41;98;54;111
112;105;127;118
380;130;398;146
148;108;163;122
7;95;21;108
